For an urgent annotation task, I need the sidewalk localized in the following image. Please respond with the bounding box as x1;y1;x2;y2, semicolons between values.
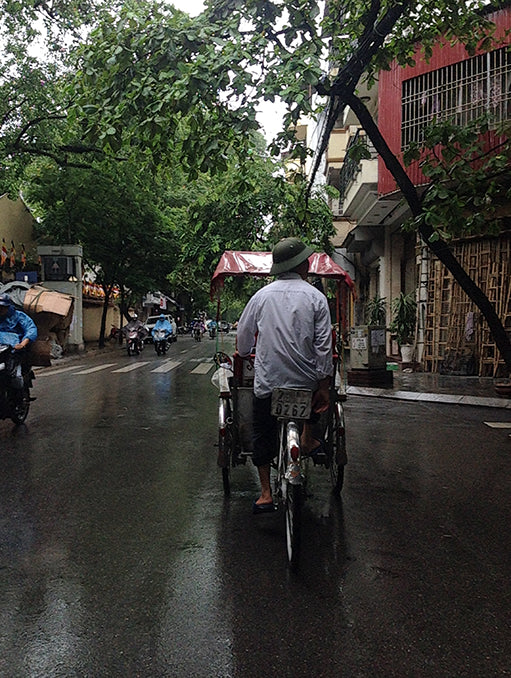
346;370;511;409
48;342;511;409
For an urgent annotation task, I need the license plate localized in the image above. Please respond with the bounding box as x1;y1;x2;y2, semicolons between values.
271;388;312;419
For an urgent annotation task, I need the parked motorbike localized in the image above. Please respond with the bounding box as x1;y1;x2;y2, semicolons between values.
0;345;34;425
153;329;170;356
108;325;121;343
126;329;144;356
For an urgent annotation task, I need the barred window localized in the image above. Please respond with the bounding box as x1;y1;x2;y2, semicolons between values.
402;47;511;150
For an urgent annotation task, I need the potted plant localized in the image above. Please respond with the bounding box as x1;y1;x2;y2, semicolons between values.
390;292;417;363
364;294;387;327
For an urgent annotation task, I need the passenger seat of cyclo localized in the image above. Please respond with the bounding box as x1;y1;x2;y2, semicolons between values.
234;334;256;388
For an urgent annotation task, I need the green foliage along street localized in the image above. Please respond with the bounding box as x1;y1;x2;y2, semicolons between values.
1;0;511;368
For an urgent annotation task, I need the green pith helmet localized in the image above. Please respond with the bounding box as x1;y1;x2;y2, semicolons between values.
270;237;314;276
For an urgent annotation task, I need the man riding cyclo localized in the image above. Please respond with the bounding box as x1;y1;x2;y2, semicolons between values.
236;237;333;514
0;293;38;398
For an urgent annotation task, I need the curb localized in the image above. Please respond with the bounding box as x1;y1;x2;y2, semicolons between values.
347;386;511;409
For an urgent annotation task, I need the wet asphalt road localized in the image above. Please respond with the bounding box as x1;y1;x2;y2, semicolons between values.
0;334;510;677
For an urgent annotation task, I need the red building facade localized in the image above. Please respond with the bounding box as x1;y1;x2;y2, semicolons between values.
378;5;511;196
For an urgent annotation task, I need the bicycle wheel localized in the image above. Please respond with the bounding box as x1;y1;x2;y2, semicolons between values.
221;465;230;496
328;401;346;496
218;421;233;497
285;481;302;570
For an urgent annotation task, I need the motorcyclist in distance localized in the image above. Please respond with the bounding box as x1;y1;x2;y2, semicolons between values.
208;319;217;339
122;313;148;348
0;293;38;393
122;313;147;337
151;314;173;341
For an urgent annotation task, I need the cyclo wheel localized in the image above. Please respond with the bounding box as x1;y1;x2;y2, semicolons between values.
218;413;233;497
285;481;302;571
327;400;346;496
222;466;230;496
277;419;303;570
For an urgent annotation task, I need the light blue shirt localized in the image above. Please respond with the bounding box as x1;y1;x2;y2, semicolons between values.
0;306;38;346
237;273;333;398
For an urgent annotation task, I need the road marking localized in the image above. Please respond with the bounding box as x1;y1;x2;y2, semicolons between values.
36;365;87;377
484;422;511;428
74;363;118;375
151;360;182;373
191;362;213;374
112;362;150;373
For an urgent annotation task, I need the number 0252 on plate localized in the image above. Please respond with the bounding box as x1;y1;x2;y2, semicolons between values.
271;388;313;419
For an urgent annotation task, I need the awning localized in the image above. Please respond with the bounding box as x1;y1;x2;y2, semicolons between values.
210;250;354;299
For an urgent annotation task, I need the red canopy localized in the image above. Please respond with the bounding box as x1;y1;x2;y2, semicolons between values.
210;250;354;299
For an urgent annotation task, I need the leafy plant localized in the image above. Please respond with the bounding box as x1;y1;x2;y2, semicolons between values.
390;293;417;346
365;295;387;326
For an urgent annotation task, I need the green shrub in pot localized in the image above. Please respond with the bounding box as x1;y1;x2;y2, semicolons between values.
390;292;417;347
364;295;387;326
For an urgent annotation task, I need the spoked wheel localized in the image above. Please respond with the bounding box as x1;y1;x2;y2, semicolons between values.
218;427;233;497
10;386;30;425
221;466;230;496
326;401;347;497
285;481;302;571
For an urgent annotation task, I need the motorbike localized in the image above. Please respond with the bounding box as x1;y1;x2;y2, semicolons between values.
209;325;217;339
0;345;34;425
193;326;202;342
126;329;144;356
153;329;170;356
108;325;121;343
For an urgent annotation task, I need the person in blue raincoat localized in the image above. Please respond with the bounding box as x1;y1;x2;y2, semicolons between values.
151;314;173;340
0;293;38;390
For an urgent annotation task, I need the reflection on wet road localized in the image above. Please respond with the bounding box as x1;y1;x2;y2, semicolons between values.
0;335;510;676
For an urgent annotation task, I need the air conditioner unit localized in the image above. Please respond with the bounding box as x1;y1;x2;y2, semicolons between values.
331;198;343;217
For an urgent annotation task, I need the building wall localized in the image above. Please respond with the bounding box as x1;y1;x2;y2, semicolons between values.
83;303;121;343
423;232;511;377
368;6;511;373
0;195;37;272
377;6;511;195
326;127;350;165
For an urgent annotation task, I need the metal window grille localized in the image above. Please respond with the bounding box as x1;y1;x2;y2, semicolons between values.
338;130;376;201
402;47;511;150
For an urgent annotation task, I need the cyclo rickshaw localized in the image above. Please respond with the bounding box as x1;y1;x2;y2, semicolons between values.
210;250;354;569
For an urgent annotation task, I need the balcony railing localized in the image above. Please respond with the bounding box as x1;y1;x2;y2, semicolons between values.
338;131;377;202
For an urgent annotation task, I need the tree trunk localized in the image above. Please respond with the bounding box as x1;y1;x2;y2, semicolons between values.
344;92;511;374
98;288;111;349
